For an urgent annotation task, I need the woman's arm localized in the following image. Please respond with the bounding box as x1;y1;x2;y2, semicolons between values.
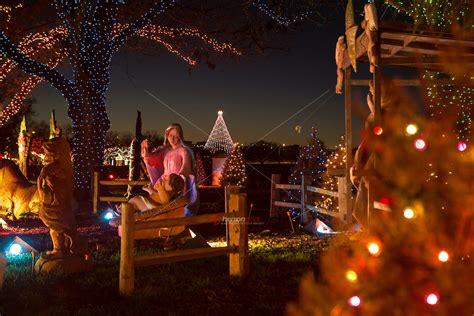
178;147;193;176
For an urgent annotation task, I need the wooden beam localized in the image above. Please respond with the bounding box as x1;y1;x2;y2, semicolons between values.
93;171;99;214
134;246;237;267
134;212;227;230
99;180;149;186
381;56;473;66
351;79;468;86
301;174;311;224
119;203;135;296
228;190;249;278
274;201;301;209
380;21;474;42
344;67;353;224
270;174;281;218
99;196;128;202
306;186;338;197
274;183;300;190
306;205;338;217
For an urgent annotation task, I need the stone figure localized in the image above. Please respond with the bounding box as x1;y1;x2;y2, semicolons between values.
0;158;40;220
37;137;78;258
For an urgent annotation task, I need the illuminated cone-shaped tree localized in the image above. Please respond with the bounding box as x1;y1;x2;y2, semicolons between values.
221;143;247;187
195;152;207;186
204;111;234;154
288;82;473;314
315;136;346;211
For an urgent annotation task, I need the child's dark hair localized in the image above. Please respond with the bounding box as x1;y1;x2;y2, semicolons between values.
168;173;185;196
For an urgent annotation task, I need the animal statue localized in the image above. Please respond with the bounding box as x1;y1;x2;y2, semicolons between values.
0;158;40;220
37;137;78;258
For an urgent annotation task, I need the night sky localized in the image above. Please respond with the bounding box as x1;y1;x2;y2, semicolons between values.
31;12;370;148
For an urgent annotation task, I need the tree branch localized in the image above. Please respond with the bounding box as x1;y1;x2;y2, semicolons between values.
111;0;176;51
0;32;75;101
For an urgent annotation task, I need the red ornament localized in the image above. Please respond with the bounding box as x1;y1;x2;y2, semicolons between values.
379;196;391;205
373;126;383;136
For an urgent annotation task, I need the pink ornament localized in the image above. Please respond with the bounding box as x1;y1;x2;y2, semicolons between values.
457;141;467;152
414;139;426;151
348;295;361;307
425;293;439;305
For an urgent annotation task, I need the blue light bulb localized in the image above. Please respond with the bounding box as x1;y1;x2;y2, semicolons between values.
9;243;22;255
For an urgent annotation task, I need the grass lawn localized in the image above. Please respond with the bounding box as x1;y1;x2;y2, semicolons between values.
0;231;328;316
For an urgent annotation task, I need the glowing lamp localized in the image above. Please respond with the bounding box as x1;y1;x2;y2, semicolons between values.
406;124;418;135
367;242;381;256
457;141;467;152
348;295;361;307
108;174;115;179
373;126;383;136
403;208;414;219
9;243;22;255
438;251;449;262
414;139;427;151
345;270;358;282
425;293;439;305
104;211;114;220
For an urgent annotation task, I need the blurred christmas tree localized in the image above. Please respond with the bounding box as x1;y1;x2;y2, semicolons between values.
287;80;473;314
386;0;473;142
289;128;328;186
315;136;347;212
221;143;247;187
195;152;207;186
288;128;328;216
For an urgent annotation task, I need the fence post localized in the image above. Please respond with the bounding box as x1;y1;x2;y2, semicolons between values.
300;174;311;224
93;171;99;214
228;186;249;278
119;203;135;296
337;176;352;223
270;174;281;218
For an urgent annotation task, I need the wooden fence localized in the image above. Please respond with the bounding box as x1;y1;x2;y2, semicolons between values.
92;170;149;214
270;171;352;224
270;172;392;226
119;186;249;296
